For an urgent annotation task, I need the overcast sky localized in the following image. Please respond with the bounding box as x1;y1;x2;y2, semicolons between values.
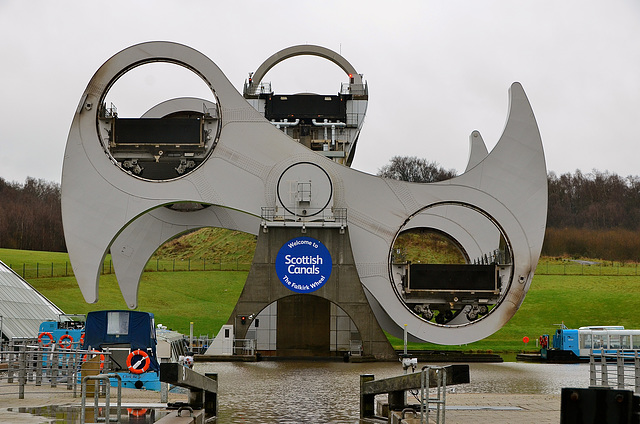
1;0;639;184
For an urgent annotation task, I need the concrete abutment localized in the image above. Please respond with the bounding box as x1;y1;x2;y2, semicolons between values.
227;226;396;360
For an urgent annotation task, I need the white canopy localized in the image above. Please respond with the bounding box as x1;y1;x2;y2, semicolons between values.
0;259;64;340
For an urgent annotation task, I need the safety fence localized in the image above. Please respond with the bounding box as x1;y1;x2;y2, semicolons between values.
7;257;252;279
535;260;640;276
0;339;112;400
188;335;214;355
233;339;255;356
9;257;640;279
589;349;640;393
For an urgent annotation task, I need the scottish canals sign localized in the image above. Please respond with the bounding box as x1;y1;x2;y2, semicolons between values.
275;237;332;293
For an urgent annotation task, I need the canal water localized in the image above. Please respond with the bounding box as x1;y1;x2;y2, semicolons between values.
196;360;590;423
14;360;590;423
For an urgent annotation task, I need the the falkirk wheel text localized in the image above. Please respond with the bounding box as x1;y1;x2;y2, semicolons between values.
61;41;547;346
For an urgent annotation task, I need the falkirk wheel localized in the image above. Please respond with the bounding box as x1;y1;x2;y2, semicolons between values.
61;42;547;352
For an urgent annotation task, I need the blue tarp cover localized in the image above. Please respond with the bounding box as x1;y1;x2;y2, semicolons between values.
83;310;159;372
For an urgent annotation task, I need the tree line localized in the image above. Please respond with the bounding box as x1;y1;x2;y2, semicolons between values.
380;156;640;261
0;177;66;252
379;157;640;230
2;158;640;259
547;170;640;230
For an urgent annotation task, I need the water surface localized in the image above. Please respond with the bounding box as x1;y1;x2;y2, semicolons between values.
195;360;589;423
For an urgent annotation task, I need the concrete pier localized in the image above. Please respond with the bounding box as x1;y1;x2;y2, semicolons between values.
382;393;561;424
0;381;188;423
228;226;396;360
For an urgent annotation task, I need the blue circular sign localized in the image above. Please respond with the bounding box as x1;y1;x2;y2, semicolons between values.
275;237;332;293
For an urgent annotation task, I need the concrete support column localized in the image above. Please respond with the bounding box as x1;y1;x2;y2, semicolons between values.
227;226;396;360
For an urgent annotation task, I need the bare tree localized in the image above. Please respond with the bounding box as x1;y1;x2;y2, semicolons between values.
547;170;640;231
0;177;66;252
377;156;457;183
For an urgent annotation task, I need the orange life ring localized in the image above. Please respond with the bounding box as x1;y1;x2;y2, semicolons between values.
79;333;85;346
58;334;73;349
82;350;105;369
126;349;151;374
127;408;148;417
38;332;54;347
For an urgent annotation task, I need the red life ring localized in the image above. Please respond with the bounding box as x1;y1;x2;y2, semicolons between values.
127;408;148;417
82;350;105;369
126;349;151;374
38;332;54;347
58;334;73;349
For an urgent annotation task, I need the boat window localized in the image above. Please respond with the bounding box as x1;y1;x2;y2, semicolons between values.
620;335;630;349
610;335;620;349
633;336;640;349
593;334;604;349
107;312;130;335
580;334;592;349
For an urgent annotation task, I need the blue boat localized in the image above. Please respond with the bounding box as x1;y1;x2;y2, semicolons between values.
540;325;640;362
38;315;85;349
81;310;161;391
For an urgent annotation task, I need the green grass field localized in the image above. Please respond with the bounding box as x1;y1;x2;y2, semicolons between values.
389;274;640;352
25;271;247;338
4;247;640;352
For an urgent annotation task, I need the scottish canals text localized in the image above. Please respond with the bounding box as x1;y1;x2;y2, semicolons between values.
284;254;324;274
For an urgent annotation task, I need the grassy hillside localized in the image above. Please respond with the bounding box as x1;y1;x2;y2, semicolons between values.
0;248;75;265
19;270;640;352
392;230;465;264
152;228;257;263
4;227;640;353
391;274;640;352
29;271;246;337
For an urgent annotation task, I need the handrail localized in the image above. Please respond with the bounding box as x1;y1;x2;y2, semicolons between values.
233;338;255;356
0;344;113;400
589;348;640;393
420;365;446;424
81;373;122;423
359;364;469;420
472;249;510;265
261;207;347;228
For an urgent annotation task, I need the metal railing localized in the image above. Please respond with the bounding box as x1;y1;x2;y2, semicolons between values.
8;256;253;279
13;257;640;279
473;249;510;265
0;343;112;399
349;340;362;356
359;364;469;421
340;82;368;96
536;259;640;276
243;81;272;96
188;335;214;354
261;206;347;228
420;365;447;424
233;339;255;356
589;349;640;393
80;373;122;423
